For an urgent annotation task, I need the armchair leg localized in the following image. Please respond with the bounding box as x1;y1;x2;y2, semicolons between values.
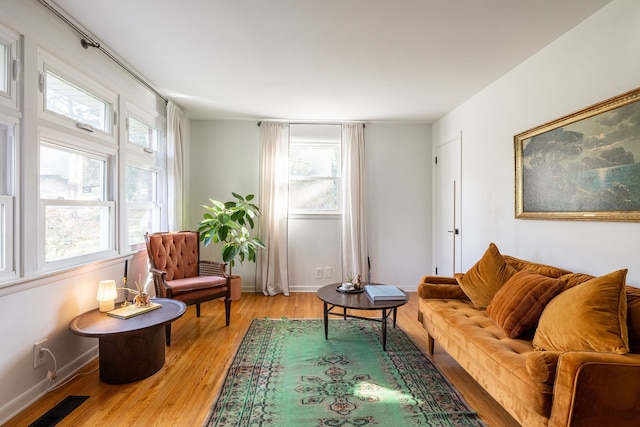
196;303;201;317
225;298;231;326
165;324;172;346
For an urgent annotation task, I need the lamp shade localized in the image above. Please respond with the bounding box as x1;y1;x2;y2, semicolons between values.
97;280;117;312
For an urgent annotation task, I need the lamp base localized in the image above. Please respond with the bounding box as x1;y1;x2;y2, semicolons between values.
99;300;115;312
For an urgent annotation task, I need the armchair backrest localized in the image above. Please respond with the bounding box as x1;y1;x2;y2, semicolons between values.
145;231;200;280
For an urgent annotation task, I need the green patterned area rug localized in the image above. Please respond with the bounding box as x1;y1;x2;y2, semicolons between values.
204;318;485;427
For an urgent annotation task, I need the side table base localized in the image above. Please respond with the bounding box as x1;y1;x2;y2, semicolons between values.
98;325;165;384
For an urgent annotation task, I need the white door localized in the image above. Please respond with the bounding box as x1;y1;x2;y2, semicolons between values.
435;134;462;276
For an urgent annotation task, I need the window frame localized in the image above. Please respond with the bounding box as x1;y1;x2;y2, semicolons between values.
39;50;117;144
124;103;166;248
0;23;19;110
38;134;117;271
288;126;342;216
0;114;18;281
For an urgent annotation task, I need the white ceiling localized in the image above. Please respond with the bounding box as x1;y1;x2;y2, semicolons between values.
52;0;612;122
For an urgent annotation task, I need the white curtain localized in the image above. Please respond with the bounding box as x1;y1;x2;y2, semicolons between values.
258;122;290;296
341;123;368;282
167;101;185;231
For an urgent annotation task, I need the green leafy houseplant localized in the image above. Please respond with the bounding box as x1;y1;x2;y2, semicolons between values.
198;193;265;274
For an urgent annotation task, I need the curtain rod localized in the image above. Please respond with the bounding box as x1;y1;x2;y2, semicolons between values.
257;121;365;128
38;0;169;104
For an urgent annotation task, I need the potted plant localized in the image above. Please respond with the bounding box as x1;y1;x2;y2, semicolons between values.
198;193;265;300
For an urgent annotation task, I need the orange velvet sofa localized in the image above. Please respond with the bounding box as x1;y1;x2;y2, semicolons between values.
417;246;640;427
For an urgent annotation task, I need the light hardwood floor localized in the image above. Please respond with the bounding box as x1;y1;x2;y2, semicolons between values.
5;292;520;426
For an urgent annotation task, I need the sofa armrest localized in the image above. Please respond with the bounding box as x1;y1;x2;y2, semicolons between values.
419;275;458;285
549;351;640;427
418;276;467;300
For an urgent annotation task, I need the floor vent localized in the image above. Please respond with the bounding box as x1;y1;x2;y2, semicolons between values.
29;396;89;427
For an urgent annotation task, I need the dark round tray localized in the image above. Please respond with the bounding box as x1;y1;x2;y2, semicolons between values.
336;285;365;294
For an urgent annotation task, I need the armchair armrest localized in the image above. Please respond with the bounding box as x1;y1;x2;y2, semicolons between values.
549;351;640;427
149;267;171;298
418;276;467;300
199;260;229;278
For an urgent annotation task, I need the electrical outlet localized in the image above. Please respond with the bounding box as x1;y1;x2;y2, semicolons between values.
315;268;323;279
33;339;47;368
324;267;332;278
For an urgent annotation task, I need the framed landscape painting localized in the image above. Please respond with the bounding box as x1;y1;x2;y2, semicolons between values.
515;87;640;221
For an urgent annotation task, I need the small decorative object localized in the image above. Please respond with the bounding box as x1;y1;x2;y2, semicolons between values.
97;280;117;312
123;275;152;307
346;272;364;290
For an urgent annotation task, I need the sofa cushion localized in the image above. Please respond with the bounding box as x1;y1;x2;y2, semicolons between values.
503;255;572;278
533;269;629;354
487;270;566;338
558;272;595;292
454;243;516;309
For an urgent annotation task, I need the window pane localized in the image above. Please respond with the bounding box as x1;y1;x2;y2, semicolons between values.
0;42;7;94
45;205;110;262
45;71;110;132
126;166;159;245
127;207;160;245
129;116;159;151
40;145;105;201
0;121;14;195
126;166;157;202
290;146;338;178
289;179;338;210
0;198;7;271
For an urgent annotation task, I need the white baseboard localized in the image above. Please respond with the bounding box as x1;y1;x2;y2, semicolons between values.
0;345;98;425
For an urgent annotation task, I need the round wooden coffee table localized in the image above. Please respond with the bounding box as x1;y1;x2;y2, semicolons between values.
317;284;408;351
69;298;186;384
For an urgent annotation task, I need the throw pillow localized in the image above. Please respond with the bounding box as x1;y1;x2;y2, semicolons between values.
486;270;567;338
533;269;629;354
454;243;516;309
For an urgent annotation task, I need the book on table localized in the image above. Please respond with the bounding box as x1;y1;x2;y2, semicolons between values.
107;302;162;319
365;285;406;301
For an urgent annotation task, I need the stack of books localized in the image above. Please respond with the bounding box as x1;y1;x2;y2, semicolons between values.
365;285;406;302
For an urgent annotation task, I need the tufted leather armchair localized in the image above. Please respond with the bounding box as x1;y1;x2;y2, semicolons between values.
145;231;231;345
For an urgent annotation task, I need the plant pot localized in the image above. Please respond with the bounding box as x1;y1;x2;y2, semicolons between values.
230;275;242;301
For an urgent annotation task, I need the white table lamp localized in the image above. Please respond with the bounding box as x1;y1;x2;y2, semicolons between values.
97;280;117;312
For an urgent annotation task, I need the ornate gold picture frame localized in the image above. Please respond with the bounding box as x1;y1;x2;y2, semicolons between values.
515;87;640;221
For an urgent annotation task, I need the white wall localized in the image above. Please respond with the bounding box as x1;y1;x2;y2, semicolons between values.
189;121;432;291
433;0;640;284
0;1;164;422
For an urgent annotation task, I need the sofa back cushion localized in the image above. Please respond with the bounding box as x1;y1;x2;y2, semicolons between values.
503;255;572;278
627;286;640;353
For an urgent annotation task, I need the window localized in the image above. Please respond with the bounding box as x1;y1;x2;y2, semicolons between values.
44;70;112;134
0;24;19;109
289;124;341;213
0;42;7;94
0;118;15;278
40;143;114;264
126;165;160;245
128;115;159;152
125;109;164;245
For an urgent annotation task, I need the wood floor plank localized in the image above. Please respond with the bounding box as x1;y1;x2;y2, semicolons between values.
4;292;520;427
